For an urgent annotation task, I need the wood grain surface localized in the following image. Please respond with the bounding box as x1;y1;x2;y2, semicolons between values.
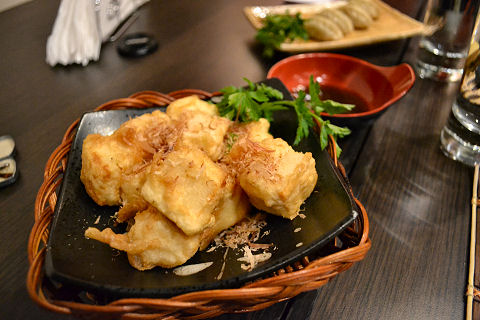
0;0;473;319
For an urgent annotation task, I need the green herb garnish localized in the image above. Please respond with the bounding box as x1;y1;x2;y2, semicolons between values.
225;132;239;152
217;78;287;122
216;77;354;157
256;13;308;58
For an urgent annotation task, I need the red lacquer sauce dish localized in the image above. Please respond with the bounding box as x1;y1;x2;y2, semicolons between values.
267;53;415;126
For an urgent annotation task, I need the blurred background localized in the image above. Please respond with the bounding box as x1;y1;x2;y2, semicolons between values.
0;0;31;12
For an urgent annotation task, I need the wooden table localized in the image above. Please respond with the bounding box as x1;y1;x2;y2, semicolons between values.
0;0;474;319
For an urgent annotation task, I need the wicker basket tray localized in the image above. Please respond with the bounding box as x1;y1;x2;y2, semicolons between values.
27;89;371;319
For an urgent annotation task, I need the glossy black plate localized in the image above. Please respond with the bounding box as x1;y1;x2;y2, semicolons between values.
45;78;358;298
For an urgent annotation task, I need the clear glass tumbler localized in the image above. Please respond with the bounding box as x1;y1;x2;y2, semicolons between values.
416;0;480;82
440;14;480;165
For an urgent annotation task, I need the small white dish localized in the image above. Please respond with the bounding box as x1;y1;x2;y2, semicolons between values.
0;135;15;160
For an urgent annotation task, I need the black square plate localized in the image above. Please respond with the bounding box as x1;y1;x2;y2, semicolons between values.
45;78;358;298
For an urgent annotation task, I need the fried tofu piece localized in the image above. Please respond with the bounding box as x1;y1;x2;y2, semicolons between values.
227;136;317;219
166;95;218;119
85;206;201;270
141;146;228;236
80;111;173;207
176;111;231;161
167;95;231;161
116;165;150;222
200;175;251;250
232;118;272;142
115;110;175;157
219;118;272;161
80;133;145;206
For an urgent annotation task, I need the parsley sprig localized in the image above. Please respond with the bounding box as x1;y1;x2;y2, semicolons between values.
256;13;308;58
216;77;354;157
216;78;287;122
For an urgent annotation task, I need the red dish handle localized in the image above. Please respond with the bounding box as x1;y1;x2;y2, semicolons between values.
372;63;416;110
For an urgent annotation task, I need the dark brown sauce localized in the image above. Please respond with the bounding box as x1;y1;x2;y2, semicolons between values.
293;85;370;114
319;85;370;114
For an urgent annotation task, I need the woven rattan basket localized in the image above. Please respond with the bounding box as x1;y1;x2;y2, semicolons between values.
27;89;371;319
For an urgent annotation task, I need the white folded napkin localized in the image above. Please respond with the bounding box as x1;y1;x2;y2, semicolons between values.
46;0;148;67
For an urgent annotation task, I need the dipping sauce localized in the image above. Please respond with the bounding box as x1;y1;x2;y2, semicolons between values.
292;84;370;114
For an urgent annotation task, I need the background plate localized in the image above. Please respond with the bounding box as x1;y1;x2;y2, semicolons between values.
45;79;358;298
244;0;429;52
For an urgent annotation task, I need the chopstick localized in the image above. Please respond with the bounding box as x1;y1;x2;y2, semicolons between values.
108;11;139;42
467;164;479;320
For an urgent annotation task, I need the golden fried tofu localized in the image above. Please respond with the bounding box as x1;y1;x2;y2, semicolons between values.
227;136;317;219
176;111;231;161
141;146;228;236
85;206;201;270
200;175;251;250
166;95;218;119
115;110;175;156
166;95;231;161
232;118;273;142
80;133;145;206
80;111;173;207
116;164;150;222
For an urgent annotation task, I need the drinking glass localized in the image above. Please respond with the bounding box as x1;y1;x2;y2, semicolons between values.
415;0;480;82
440;14;480;166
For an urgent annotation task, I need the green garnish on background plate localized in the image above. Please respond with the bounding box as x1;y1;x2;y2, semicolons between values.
255;13;308;58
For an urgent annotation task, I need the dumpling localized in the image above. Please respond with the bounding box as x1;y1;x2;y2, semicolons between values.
341;3;373;29
304;16;344;41
317;9;354;35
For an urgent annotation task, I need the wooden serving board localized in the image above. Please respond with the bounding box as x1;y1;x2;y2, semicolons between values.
243;0;430;52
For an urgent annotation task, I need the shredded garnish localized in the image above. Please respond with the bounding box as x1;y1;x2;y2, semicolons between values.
173;262;213;276
215;248;229;280
212;213;268;249
238;252;273;271
242;246;255;271
208;213;274;274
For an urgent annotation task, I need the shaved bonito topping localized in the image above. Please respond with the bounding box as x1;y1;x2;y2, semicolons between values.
173;262;214;276
212;213;268;250
242;246;255;271
238;251;272;271
224;135;279;182
215;248;229;280
208;213;275;275
239;140;278;181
